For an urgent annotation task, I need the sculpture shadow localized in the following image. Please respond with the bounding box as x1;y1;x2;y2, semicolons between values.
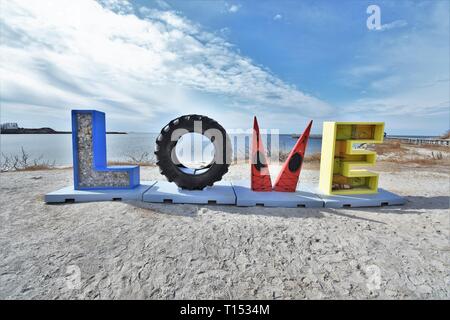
126;195;448;222
127;201;390;224
344;195;449;215
126;200;326;219
126;200;202;217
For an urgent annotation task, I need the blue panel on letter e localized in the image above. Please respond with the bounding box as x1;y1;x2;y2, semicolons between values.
71;110;140;190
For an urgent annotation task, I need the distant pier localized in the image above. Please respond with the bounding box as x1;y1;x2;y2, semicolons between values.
386;137;450;146
290;133;450;147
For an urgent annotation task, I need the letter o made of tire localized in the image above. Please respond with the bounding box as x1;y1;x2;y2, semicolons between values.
154;114;232;190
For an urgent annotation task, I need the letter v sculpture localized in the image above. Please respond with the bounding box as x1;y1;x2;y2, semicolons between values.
251;118;312;192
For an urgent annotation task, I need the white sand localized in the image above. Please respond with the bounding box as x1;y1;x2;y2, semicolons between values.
0;163;449;299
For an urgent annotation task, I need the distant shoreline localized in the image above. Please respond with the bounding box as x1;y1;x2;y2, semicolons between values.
0;128;127;134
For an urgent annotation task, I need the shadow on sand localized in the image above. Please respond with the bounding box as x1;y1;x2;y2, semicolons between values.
125;195;449;224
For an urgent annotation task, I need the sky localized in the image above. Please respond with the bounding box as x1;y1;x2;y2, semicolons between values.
0;0;449;135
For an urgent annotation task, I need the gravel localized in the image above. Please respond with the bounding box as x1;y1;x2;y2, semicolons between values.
76;113;130;188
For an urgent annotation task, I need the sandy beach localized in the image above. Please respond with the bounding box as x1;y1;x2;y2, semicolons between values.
0;142;449;300
2;0;449;305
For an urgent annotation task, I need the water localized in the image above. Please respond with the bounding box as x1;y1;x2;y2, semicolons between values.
0;133;322;166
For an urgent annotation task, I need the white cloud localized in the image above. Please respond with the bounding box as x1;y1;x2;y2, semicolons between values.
273;14;282;21
227;3;241;13
154;0;171;10
338;82;449;135
346;65;386;78
0;0;330;131
379;19;408;31
342;84;449;117
97;0;134;14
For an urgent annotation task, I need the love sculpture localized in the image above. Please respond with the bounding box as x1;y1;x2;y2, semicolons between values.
44;110;405;208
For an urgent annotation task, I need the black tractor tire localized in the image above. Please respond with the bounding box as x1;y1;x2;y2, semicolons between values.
154;114;232;190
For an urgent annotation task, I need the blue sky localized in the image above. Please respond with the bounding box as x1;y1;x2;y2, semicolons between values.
1;0;449;135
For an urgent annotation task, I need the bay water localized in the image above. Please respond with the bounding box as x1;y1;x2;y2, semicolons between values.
0;133;322;166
